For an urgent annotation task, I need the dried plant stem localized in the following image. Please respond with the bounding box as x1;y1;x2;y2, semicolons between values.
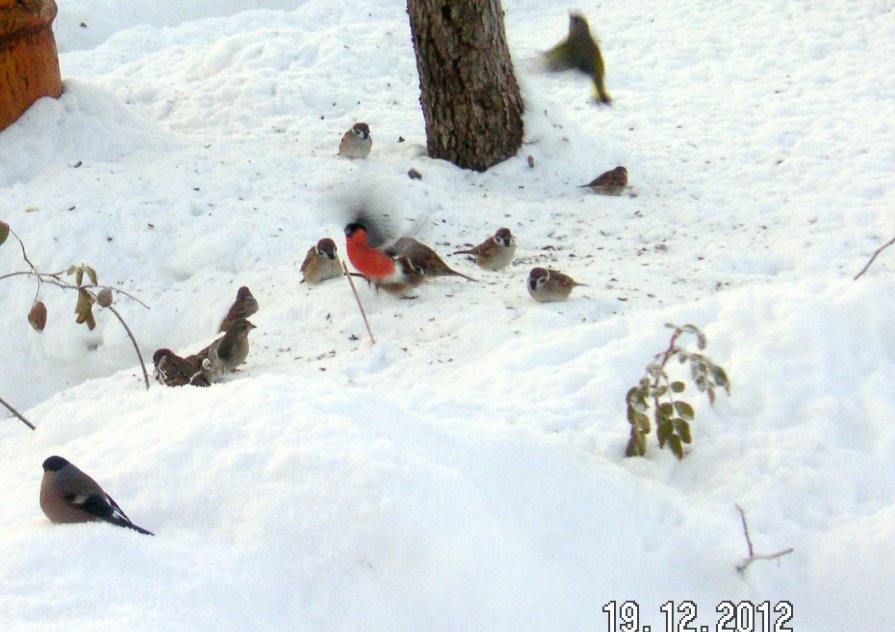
735;503;794;573
11;228;37;272
106;304;150;389
1;230;151;389
0;272;150;309
341;259;375;344
0;395;36;430
854;235;895;280
82;285;151;309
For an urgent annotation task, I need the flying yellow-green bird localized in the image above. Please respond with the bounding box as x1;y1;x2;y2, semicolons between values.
544;13;612;105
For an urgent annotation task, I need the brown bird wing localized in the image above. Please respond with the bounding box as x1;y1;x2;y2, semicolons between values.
588;172;613;187
454;236;497;257
214;321;254;369
551;269;585;288
219;291;259;332
388;238;476;281
168;353;204;386
299;245;317;274
474;237;499;257
338;130;352;154
383;236;419;259
585;168;626;188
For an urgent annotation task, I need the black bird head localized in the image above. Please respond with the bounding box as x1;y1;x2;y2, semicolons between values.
344;210;393;248
42;456;69;472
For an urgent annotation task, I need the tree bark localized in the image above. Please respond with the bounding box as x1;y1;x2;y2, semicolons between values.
407;0;524;172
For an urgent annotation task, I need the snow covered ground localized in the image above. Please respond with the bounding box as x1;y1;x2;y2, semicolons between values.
1;0;894;629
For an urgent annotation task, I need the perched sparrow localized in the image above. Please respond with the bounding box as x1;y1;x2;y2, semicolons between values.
385;237;476;281
344;221;424;295
338;122;372;159
40;456;154;535
219;286;259;332
300;238;342;285
527;267;586;302
195;318;256;384
579;166;627;195
545;13;611;105
152;348;210;387
452;227;516;271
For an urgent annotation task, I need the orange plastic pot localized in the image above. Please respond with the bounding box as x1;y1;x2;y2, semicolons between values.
0;0;62;131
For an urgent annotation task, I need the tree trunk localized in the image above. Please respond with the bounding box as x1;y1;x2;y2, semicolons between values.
0;0;62;131
407;0;524;172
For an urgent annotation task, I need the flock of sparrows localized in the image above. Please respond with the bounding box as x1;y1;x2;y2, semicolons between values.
301;219;590;303
148;11;624;384
35;11;627;536
324;11;628;303
152;286;258;388
42;287;262;535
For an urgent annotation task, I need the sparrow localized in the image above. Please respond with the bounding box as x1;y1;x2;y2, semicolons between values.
344;221;424;295
385;237;476;281
527;267;587;302
152;348;210;387
195;318;256;384
219;286;259;332
452;227;516;271
544;13;611;105
338;122;372;159
300;238;342;285
40;456;154;535
579;166;627;195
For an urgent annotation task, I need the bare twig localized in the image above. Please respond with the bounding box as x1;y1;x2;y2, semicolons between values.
110;288;150;310
106;305;150;390
735;503;794;573
0;271;150;310
10;228;37;273
1;229;151;389
81;285;151;310
854;236;895;280
0;271;41;282
0;395;36;430
341;259;375;344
